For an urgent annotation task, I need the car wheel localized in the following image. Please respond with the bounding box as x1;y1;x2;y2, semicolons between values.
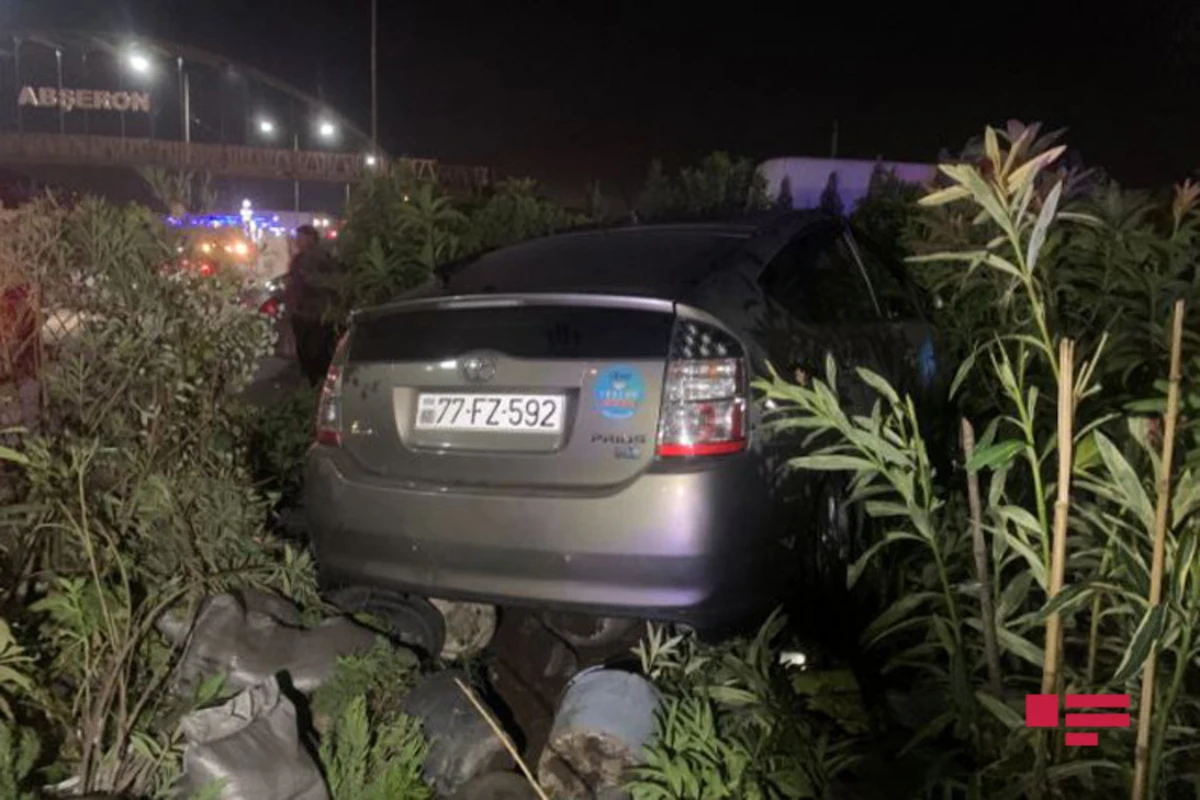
326;587;447;658
808;475;867;603
540;611;640;651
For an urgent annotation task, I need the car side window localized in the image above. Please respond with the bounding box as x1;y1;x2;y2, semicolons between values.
758;228;878;324
835;236;922;321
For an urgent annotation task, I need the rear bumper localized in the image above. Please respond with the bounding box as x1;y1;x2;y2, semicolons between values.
305;446;782;627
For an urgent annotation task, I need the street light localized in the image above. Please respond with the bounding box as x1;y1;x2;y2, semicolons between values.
127;51;151;75
258;118;276;136
365;153;378;167
317;119;337;139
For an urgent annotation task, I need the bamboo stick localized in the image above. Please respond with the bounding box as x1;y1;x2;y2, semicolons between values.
962;417;1002;693
1041;338;1076;695
1131;298;1186;800
455;677;551;800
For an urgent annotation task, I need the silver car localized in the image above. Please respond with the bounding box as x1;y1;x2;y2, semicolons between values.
305;212;943;633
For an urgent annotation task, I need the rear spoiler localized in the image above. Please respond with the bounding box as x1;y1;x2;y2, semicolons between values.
351;292;675;324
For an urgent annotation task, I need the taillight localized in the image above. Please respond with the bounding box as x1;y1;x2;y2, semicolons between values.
315;333;350;446
656;319;748;458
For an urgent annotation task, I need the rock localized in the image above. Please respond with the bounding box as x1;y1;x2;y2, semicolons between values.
400;670;516;796
176;677;328;800
157;589;303;646
430;598;497;660
537;668;659;800
170;592;376;696
236;588;305;626
447;771;540;800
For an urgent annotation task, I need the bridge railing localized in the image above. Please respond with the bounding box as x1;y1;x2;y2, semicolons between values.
0;133;492;189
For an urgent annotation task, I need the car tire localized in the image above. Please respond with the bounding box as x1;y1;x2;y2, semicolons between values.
804;475;869;616
326;587;447;658
540;612;640;651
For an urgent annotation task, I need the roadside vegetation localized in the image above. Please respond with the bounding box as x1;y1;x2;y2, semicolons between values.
326;151;767;323
0;196;319;796
2;127;1198;799
632;123;1200;799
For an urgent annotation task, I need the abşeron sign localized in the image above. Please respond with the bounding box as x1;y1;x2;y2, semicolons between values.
18;86;151;113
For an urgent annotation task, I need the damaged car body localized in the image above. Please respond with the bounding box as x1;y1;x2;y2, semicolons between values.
305;210;946;634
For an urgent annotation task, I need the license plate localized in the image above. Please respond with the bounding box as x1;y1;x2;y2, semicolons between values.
415;393;565;432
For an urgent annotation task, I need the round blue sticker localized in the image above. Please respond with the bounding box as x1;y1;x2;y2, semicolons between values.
594;365;645;420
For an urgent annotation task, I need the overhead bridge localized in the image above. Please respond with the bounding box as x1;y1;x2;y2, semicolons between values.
0;133;493;192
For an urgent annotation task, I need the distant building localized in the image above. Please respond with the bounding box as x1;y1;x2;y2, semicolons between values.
758;157;936;213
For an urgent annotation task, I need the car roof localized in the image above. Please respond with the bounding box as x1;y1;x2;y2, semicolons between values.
437;220;767;299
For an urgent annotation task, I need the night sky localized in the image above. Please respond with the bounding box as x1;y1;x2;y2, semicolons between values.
5;1;1200;200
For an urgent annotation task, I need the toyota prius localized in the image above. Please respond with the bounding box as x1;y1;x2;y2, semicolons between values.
304;211;942;633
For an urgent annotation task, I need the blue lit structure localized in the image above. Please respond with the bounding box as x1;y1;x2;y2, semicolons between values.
166;212;289;239
165;210;339;241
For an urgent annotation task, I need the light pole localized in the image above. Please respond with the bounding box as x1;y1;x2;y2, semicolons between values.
293;130;300;212
81;48;89;135
177;57;191;144
371;0;378;152
14;37;22;133
55;49;63;134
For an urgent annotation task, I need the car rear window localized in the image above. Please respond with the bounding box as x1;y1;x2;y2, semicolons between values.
349;305;675;362
440;229;745;297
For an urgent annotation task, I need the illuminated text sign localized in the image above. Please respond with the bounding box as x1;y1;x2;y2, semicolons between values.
17;86;151;113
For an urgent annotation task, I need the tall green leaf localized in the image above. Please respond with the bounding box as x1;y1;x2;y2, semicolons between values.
1094;432;1155;531
1112;605;1167;684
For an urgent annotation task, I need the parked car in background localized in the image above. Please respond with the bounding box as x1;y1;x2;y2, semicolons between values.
305;210;947;636
240;274;292;358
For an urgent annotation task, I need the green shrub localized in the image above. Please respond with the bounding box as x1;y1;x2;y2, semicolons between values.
460;178;593;254
0;721;38;800
638;152;769;222
0;195;319;796
0;616;32;725
334;172;596;320
849;165;923;266
900;121;1200;418
633;696;779;800
320;694;431;800
333;171;467;318
244;384;320;507
630;123;1200;799
309;640;427;798
631;615;860;800
310;638;421;733
751;123;1200;797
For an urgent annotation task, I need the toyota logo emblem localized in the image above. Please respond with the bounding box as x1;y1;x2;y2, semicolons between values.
460;355;497;383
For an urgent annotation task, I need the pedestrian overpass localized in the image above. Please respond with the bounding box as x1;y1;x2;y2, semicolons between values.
0;132;491;193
